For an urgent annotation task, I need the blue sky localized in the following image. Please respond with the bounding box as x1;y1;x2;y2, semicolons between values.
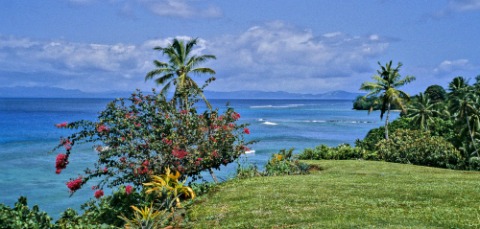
1;0;480;94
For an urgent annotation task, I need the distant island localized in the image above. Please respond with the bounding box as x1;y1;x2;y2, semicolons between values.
0;86;364;100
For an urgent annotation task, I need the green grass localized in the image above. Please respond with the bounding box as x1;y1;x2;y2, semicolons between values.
187;160;480;228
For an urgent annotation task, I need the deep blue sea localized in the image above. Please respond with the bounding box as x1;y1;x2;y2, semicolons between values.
0;98;398;218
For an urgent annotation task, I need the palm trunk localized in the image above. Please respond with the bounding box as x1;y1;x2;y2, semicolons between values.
465;112;479;157
385;102;391;140
209;168;219;183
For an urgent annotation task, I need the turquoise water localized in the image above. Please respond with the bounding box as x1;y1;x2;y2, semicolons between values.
0;98;398;218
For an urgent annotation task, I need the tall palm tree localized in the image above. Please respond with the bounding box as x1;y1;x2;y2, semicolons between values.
406;93;441;131
360;61;416;139
448;77;479;156
145;38;216;109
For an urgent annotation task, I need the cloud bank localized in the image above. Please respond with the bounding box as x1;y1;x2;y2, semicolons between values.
0;21;395;93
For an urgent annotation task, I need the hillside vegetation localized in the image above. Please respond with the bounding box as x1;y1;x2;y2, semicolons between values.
188;160;480;228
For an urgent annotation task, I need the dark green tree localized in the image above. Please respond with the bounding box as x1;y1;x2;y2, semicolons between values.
424;84;447;103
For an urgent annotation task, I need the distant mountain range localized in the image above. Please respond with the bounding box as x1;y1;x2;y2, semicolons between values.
0;86;363;100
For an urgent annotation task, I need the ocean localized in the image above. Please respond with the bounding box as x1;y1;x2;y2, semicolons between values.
0;98;398;218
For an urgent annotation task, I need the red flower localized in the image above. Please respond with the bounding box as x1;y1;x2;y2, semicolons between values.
55;122;68;128
212;150;219;158
125;185;133;195
66;177;83;193
96;124;109;133
244;128;250;134
172;149;188;159
232;112;241;120
103;167;108;173
55;154;69;174
94;189;104;199
64;144;72;151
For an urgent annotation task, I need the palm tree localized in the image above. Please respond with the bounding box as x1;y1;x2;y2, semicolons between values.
145;38;216;109
448;77;479;156
360;61;416;139
406;93;441;131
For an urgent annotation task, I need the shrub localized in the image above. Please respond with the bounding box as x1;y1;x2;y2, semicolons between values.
51;89;252;196
264;148;309;176
0;197;53;228
468;157;480;170
298;144;366;160
56;185;145;228
355;117;412;151
377;129;465;169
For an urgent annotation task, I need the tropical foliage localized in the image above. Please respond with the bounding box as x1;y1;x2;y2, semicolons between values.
51;89;251;197
298;143;366;160
376;129;465;169
0;197;53;228
360;61;416;139
405;93;442;131
145;38;216;109
264;148;310;176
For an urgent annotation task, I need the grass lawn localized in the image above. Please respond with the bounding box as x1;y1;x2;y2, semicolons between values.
187;160;480;228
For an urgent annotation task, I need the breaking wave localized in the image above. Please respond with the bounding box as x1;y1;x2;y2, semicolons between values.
250;104;305;109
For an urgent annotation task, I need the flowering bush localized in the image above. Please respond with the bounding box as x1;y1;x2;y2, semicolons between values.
52;89;252;195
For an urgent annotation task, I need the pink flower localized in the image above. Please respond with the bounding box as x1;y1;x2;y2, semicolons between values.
125;185;133;195
55;122;68;128
244;128;250;134
103;167;108;173
94;189;104;199
55;154;69;174
66;177;83;193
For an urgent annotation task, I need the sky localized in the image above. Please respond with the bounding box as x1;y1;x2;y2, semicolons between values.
1;0;480;95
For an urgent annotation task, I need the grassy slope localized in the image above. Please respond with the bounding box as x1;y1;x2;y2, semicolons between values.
188;160;480;228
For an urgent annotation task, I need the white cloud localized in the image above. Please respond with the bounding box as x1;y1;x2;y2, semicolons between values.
64;0;223;19
139;0;222;18
433;59;473;75
207;22;389;93
434;0;480;17
0;23;391;93
447;0;480;12
0;35;214;92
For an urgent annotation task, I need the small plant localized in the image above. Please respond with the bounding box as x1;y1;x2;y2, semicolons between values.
119;204;172;229
143;168;196;209
265;148;309;176
236;163;263;179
